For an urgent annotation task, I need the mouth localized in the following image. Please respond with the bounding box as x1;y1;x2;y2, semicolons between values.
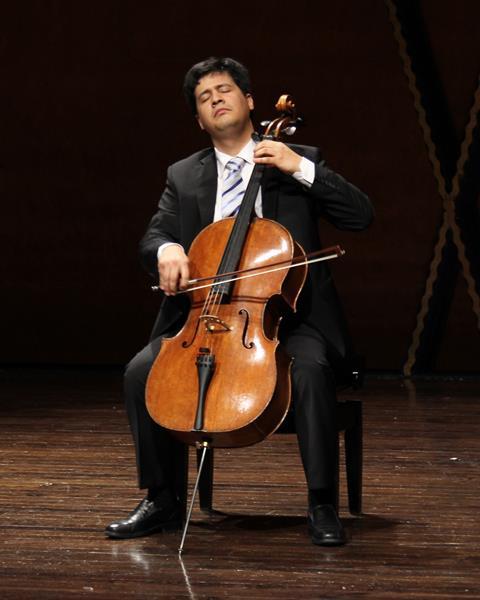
214;108;229;117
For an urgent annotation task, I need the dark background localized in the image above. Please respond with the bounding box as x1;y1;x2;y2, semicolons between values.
2;0;480;373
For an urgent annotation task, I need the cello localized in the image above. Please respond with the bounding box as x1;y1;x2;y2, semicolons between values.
145;96;343;551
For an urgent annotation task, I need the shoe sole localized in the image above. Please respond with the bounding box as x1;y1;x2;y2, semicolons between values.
311;535;347;546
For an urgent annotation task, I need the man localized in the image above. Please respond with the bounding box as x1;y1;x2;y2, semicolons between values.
106;57;374;546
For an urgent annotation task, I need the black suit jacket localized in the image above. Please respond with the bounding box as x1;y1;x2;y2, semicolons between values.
139;144;374;366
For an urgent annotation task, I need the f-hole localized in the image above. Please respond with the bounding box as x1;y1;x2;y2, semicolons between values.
239;309;255;349
182;318;201;348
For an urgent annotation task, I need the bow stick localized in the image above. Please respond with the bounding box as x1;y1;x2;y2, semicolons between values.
152;245;345;294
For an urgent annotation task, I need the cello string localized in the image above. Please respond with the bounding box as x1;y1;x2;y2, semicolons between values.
199;261;225;332
203;271;222;316
200;246;226;315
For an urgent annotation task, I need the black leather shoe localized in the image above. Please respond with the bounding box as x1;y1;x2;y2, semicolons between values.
105;497;182;539
308;504;346;546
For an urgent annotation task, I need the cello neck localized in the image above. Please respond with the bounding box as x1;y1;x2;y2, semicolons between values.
213;94;300;300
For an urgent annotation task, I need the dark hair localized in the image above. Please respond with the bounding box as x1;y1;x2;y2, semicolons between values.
183;57;251;115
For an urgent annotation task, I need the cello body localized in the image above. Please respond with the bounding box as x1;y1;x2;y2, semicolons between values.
145;216;307;447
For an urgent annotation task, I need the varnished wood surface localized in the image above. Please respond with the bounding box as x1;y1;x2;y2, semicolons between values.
0;368;479;599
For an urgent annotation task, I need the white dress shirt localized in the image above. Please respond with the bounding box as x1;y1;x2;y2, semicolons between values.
157;138;315;259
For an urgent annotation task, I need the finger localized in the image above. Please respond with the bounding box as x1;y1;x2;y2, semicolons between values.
159;266;168;293
159;260;172;291
161;263;175;295
167;265;181;295
256;152;275;161
254;141;266;153
157;262;163;287
158;264;167;291
254;155;274;164
254;145;274;157
179;261;190;290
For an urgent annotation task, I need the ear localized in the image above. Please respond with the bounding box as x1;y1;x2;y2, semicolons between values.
196;114;205;131
246;94;254;111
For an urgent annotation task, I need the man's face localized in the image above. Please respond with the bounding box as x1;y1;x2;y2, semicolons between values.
194;72;254;138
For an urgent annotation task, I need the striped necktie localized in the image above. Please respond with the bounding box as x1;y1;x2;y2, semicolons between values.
221;157;246;218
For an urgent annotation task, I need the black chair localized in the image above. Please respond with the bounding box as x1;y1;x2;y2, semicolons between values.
176;357;364;518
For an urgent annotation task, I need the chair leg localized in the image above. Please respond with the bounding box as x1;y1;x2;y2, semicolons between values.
197;445;214;513
344;401;363;515
334;431;340;513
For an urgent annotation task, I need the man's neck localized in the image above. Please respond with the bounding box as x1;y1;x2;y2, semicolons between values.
211;124;255;156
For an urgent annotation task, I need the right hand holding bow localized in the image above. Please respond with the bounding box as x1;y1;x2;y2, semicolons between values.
158;245;190;296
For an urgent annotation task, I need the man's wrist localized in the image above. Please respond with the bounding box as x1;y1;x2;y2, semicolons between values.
292;156;315;187
157;242;183;261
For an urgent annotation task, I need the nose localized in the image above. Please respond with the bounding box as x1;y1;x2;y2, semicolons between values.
211;91;223;106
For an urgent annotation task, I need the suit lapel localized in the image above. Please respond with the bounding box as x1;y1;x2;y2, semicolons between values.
196;150;217;228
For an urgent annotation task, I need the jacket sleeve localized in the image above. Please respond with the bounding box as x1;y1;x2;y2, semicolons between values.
138;166;182;277
292;144;374;231
309;159;374;231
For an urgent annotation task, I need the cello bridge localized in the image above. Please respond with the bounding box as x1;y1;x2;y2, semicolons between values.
199;315;231;333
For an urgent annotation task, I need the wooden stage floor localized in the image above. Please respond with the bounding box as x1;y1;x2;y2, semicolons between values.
0;368;479;599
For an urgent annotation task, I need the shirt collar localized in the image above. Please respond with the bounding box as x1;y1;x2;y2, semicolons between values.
214;138;256;177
